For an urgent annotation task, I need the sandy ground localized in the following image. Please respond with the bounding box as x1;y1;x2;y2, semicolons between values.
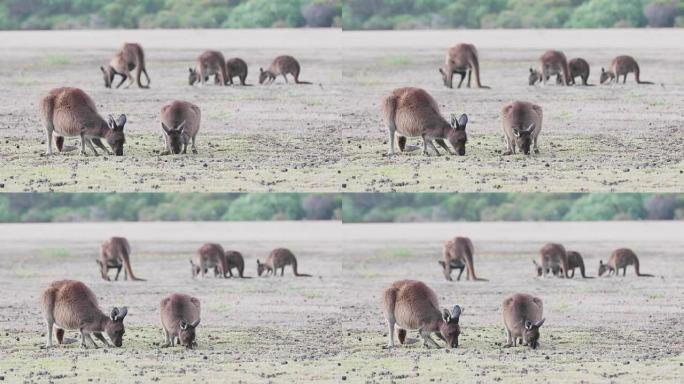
0;29;341;192
339;29;684;192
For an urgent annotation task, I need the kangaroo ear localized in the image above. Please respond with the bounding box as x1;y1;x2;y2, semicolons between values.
451;305;462;323
524;320;533;330
116;114;127;128
110;307;127;321
192;319;200;328
439;68;444;75
513;128;521;137
457;114;468;129
189;68;193;73
442;308;451;323
117;307;128;320
96;259;103;266
536;318;546;328
177;120;187;132
599;260;604;265
260;67;264;73
256;259;260;265
601;68;605;73
107;114;116;129
100;66;106;74
529;68;534;73
438;260;446;268
450;113;458;127
180;320;188;330
526;123;535;132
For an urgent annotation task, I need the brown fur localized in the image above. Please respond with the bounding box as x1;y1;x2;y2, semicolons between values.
160;100;201;155
534;250;591;278
382;87;468;157
189;51;227;86
100;43;150;89
40;87;126;156
224;250;247;278
160;293;201;349
501;100;543;155
538;243;570;278
439;43;488;89
601;56;652;85
98;237;144;281
225;58;249;85
599;248;653;277
502;293;545;349
529;50;570;86
191;243;227;278
565;58;591;86
257;248;311;277
259;55;311;85
382;280;462;349
41;280;128;348
439;237;485;281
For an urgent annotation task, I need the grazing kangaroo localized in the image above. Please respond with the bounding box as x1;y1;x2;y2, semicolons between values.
257;248;311;277
41;87;126;156
225;58;250;85
383;87;469;156
438;43;489;89
501;100;543;155
223;250;247;278
599;248;653;277
160;100;201;155
101;43;150;89
97;237;144;281
529;50;570;86
439;236;485;281
259;55;311;85
41;280;128;349
600;56;653;85
160;293;201;349
534;250;591;278
189;50;227;86
502;293;545;349
538;243;570;278
383;280;462;349
562;58;591;86
191;243;227;278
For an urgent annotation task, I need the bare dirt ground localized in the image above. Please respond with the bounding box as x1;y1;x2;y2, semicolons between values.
340;29;684;192
0;29;341;192
339;221;684;382
0;221;344;383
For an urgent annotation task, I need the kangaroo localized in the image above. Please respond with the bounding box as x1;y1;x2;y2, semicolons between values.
439;43;489;89
191;243;227;278
501;100;543;155
561;58;591;86
160;100;201;155
534;250;591;278
160;293;201;349
599;248;653;277
41;280;128;349
257;248;311;277
383;87;468;157
189;50;227;86
600;56;653;85
223;250;247;278
97;237;144;282
41;87;126;156
101;43;150;89
259;55;311;85
225;58;250;85
502;293;545;349
439;236;485;281
383;280;462;349
538;243;570;278
529;50;570;86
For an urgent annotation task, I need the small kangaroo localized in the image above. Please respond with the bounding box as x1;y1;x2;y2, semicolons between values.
562;58;591;86
534;250;591;278
41;280;128;349
191;243;227;278
383;280;462;349
101;43;150;89
501;100;543;155
439;236;485;281
438;43;489;89
383;87;468;157
224;250;247;278
259;55;311;85
41;87;126;156
97;237;144;281
538;243;570;278
160;293;201;349
160;100;201;155
189;50;227;86
257;248;311;277
502;293;545;349
599;248;653;277
225;58;250;85
529;50;570;86
600;56;653;85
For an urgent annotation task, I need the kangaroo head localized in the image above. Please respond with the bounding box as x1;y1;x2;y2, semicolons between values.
523;318;545;349
100;65;114;88
179;319;200;349
598;260;608;276
528;68;542;86
258;68;269;84
532;260;543;276
106;307;128;347
440;305;462;348
161;120;187;154
256;259;266;276
104;114;126;156
190;260;200;277
447;113;468;156
513;123;535;155
96;260;109;280
188;68;200;86
438;67;450;88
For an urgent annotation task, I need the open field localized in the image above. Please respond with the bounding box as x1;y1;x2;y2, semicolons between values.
0;221;344;383
339;221;684;382
0;29;341;192
339;29;684;192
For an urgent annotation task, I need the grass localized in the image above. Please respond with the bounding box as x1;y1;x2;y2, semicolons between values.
42;55;74;66
40;247;71;259
380;55;413;66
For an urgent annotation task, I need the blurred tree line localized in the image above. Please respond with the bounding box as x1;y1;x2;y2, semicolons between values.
0;194;341;222
0;0;341;30
342;194;684;222
343;0;684;29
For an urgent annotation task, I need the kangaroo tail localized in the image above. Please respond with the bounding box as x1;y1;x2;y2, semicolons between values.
464;240;482;281
634;258;653;276
383;94;398;141
635;65;653;84
122;245;145;281
295;80;312;85
135;48;150;88
292;259;312;277
470;56;489;89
